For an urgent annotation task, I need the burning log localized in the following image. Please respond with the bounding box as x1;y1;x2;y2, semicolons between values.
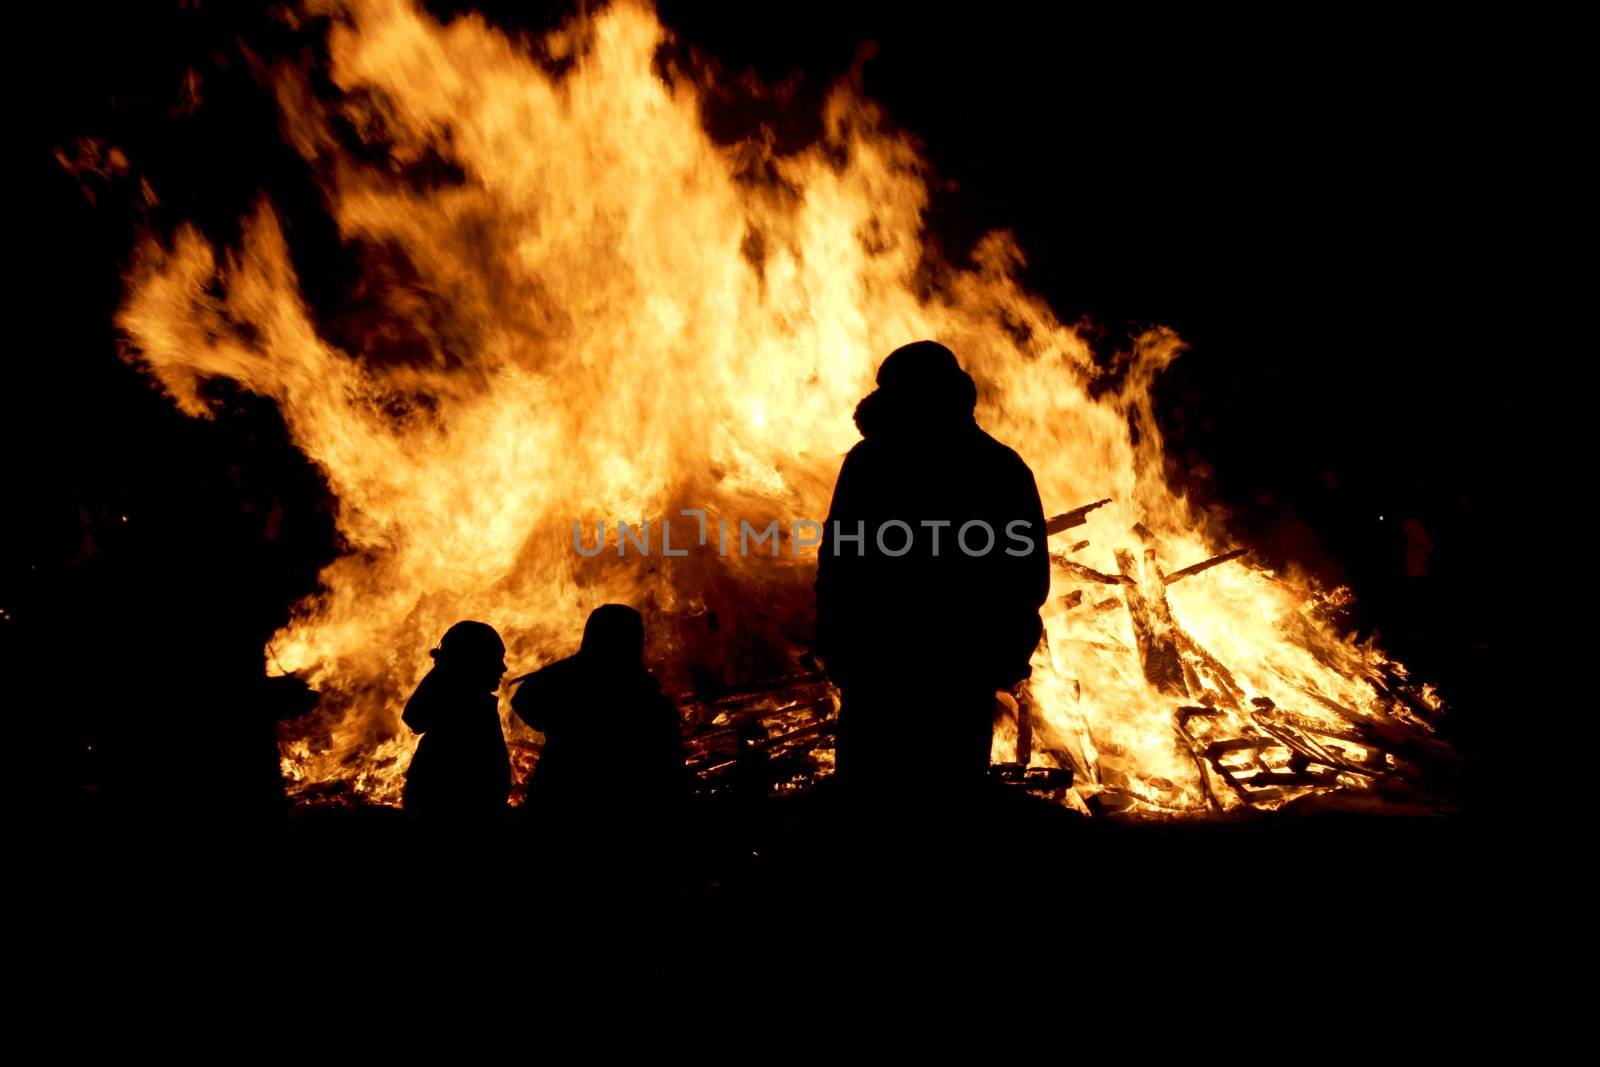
1044;498;1111;536
1249;711;1386;778
991;686;1042;769
676;674;834;734
1175;705;1229;813
1250;700;1371;748
685;699;838;794
1015;686;1036;766
1197;733;1337;801
1176;709;1321;807
989;763;1074;791
1162;548;1248;585
1174;632;1245;710
1282;691;1462;777
1175;687;1461;814
1116;548;1188;695
677;673;839;793
1050;555;1132;585
674;671;829;704
1362;668;1446;729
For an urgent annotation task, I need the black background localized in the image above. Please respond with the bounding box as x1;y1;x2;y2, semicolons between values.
13;1;1557;811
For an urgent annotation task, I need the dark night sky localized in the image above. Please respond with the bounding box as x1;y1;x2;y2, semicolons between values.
11;1;1563;801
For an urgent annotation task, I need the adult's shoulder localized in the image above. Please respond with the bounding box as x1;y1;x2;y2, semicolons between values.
831;437;884;486
975;427;1036;476
841;437;879;465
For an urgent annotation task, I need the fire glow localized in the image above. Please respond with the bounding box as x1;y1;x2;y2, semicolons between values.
114;0;1447;816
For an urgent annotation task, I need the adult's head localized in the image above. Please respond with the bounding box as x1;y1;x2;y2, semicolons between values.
854;340;978;438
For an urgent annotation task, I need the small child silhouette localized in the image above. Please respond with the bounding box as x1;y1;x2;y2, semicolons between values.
401;620;510;819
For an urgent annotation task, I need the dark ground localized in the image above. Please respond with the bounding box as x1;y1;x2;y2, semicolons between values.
49;786;1530;1005
9;1;1564;964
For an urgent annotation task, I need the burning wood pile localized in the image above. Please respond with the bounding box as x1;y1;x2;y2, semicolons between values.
675;497;1458;817
110;0;1455;816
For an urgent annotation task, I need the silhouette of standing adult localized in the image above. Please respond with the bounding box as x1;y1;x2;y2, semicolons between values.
511;605;687;821
401;620;511;819
816;341;1050;794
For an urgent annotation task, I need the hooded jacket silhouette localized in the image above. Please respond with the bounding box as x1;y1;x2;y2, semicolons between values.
815;341;1050;787
510;605;687;813
401;620;511;818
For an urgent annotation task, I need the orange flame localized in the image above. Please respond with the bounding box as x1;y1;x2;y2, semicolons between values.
115;0;1441;813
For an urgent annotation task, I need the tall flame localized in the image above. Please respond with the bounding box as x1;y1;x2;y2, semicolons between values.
115;0;1439;813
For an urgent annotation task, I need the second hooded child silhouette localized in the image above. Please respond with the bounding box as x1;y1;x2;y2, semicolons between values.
511;604;687;817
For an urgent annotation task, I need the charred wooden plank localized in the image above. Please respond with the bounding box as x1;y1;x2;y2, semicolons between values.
1201;735;1307;800
747;717;834;754
1045;498;1111;536
1364;667;1446;728
1051;554;1132;585
1255;700;1374;747
1175;705;1222;727
1177;705;1381;809
1162;548;1248;585
687;716;836;777
1179;658;1203;699
1204;735;1285;759
1174;705;1231;813
1015;685;1036;766
1292;687;1459;770
675;671;829;704
990;763;1075;791
1117;548;1188;695
1174;632;1245;710
1250;712;1385;778
1228;768;1338;789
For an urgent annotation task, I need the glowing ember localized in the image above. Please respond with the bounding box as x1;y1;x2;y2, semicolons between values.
115;0;1444;814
